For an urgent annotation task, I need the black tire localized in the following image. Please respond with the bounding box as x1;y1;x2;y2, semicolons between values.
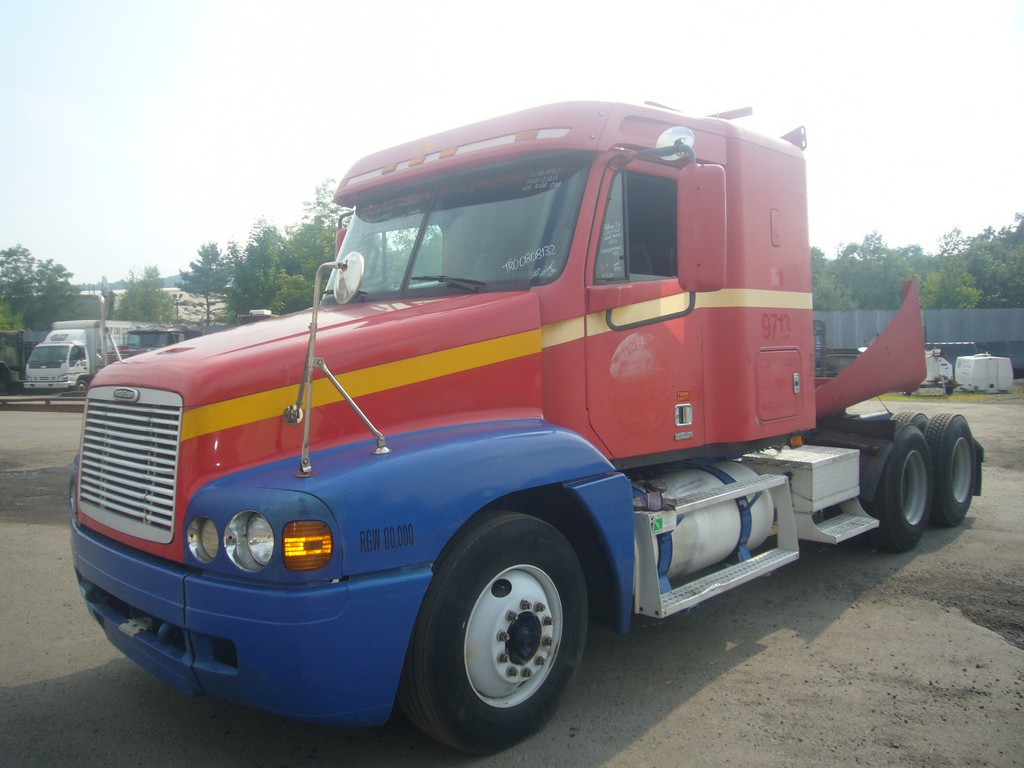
867;425;932;552
398;512;587;753
924;413;976;527
892;411;929;434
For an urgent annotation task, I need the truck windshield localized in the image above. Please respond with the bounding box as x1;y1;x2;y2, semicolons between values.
27;345;69;368
334;152;590;299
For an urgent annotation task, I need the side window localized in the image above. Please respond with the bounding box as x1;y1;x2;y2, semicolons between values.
595;175;626;281
595;170;678;283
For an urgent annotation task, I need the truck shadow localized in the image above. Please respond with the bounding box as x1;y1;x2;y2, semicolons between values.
551;523;975;758
3;521;976;767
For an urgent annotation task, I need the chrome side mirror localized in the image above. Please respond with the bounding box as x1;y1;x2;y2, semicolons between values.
332;251;365;304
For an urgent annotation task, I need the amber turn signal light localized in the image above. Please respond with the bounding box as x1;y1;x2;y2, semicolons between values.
283;521;334;571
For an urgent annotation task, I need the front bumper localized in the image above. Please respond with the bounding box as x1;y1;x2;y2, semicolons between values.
25;380;71;391
71;519;431;725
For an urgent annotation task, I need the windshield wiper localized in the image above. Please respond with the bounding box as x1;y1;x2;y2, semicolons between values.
409;275;486;292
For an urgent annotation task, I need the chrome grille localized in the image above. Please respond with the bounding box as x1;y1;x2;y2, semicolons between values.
79;387;183;544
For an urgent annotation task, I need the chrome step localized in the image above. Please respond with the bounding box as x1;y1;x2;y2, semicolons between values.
644;548;799;618
795;499;879;544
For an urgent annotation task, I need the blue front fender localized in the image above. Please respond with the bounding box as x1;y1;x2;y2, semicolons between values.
202;419;635;626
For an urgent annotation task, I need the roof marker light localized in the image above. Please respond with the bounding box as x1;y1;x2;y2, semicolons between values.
341;128;571;188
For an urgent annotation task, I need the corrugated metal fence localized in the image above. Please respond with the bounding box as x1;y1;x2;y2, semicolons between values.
814;308;1024;373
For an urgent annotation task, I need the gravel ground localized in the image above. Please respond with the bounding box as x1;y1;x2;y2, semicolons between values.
0;396;1021;767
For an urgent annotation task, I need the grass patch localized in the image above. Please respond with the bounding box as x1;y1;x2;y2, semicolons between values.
878;384;1024;403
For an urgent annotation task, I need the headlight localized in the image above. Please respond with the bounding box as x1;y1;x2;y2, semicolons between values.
187;517;220;562
225;511;274;570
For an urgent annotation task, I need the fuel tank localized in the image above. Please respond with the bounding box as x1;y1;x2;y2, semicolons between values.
646;461;775;578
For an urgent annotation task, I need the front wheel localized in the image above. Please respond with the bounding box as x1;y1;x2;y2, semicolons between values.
398;512;587;753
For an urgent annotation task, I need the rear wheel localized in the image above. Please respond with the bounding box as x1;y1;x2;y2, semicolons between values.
925;413;976;527
867;424;932;552
398;512;587;753
892;411;929;434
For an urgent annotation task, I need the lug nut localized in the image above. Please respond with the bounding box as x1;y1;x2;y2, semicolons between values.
542;636;554;647
506;667;519;678
497;630;510;642
520;599;532;610
521;667;533;678
535;655;546;666
506;610;519;623
543;616;554;626
534;602;546;612
497;651;509;663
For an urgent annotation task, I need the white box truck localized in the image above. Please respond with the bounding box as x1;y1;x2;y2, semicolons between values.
24;320;133;392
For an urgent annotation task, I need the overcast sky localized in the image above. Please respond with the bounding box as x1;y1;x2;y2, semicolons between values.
2;0;1022;285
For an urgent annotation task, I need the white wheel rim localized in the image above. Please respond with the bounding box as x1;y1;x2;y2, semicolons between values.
949;436;972;504
900;449;929;526
464;565;562;708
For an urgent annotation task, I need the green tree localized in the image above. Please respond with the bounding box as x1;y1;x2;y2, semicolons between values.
919;228;979;309
960;217;1024;308
921;262;982;308
227;220;288;316
0;245;35;311
114;266;175;322
274;273;315;314
0;245;79;329
811;247;856;310
828;233;915;309
178;242;230;326
0;300;22;328
192;181;346;322
282;179;340;282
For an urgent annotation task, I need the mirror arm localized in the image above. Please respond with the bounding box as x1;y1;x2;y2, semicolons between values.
285;260;390;478
315;358;390;456
635;140;696;164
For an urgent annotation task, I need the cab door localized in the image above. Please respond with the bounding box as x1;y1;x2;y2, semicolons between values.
584;165;706;461
67;344;88;383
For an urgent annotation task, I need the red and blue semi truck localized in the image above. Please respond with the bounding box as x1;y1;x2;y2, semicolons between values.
70;101;982;753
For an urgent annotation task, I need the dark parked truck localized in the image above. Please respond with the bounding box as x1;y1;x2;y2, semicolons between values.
120;325;200;358
0;329;44;393
69;102;983;753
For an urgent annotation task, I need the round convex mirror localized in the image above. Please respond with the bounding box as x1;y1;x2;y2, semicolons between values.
333;251;365;304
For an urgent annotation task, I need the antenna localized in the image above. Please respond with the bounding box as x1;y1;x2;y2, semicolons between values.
708;107;754;120
644;100;681;112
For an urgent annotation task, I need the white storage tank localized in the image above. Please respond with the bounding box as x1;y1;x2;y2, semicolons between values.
954;353;1013;393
